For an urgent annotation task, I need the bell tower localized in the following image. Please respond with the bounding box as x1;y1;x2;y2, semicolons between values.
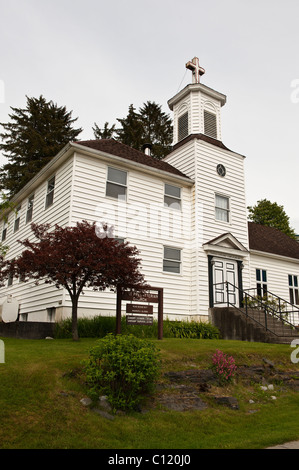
168;57;226;145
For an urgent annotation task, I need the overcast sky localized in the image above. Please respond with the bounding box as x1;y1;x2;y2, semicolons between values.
1;0;299;232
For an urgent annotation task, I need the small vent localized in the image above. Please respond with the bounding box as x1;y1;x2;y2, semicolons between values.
204;110;217;139
178;112;188;141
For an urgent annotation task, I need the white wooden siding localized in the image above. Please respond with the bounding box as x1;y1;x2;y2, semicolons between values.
62;151;193;320
249;251;299;304
0;157;75;319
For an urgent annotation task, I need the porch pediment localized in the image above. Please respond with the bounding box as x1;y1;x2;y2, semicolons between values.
203;232;248;258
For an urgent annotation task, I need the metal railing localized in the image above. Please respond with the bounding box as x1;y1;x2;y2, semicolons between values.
213;281;299;338
243;287;299;326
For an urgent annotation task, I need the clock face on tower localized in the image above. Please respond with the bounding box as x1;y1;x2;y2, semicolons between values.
216;164;226;177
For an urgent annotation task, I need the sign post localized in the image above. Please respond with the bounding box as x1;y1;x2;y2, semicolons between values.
116;286;163;339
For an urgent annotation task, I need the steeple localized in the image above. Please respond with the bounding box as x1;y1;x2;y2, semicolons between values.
168;57;226;145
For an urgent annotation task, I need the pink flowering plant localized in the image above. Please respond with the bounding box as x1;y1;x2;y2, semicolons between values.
212;349;237;385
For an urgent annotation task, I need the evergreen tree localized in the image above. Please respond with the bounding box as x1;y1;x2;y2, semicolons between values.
92;121;116;139
247;199;296;239
93;101;173;160
139;101;173;160
116;104;144;150
0;95;82;197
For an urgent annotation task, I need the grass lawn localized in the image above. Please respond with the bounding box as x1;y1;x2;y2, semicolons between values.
0;336;298;449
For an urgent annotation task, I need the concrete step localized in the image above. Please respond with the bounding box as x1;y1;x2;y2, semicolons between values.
211;307;299;344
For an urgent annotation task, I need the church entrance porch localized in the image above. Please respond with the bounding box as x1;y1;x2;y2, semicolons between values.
203;232;249;310
212;258;239;307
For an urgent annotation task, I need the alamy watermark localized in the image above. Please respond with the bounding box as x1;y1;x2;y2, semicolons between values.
94;199;199;244
290;339;299;364
290;79;299;103
0;80;4;103
0;339;4;363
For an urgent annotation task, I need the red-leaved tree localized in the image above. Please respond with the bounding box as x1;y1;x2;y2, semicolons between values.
13;220;145;340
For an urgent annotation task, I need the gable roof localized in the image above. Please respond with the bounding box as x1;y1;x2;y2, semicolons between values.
73;139;190;179
248;222;299;260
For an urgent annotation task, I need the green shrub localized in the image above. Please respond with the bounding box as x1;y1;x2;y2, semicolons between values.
165;320;221;339
84;334;161;412
54;316;221;340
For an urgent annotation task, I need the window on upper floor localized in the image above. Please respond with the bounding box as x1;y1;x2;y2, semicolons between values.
7;259;14;287
14;205;21;233
289;274;299;305
106;167;127;201
163;246;181;274
26;194;34;224
164;183;181;210
204;110;217;139
1;221;7;242
178;111;188;141
45;176;55;209
256;269;267;298
215;194;230;222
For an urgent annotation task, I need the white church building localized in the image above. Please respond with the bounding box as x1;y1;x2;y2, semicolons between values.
1;57;299;328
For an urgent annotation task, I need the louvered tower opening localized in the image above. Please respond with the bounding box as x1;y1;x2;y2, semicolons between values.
178;112;188;141
204;110;217;139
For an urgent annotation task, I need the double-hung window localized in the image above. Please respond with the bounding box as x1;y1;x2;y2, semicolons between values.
163;246;181;274
14;205;21;233
256;269;267;298
2;221;7;242
215;194;229;222
26;194;34;223
289;275;299;305
45;176;55;209
106;167;127;200
164;184;181;210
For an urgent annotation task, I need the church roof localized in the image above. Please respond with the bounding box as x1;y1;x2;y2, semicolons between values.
248;222;299;260
74;139;191;180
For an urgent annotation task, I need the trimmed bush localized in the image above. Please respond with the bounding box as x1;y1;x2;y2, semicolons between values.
84;334;161;411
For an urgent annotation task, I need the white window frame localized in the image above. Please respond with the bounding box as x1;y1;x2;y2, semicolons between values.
14;205;21;233
164;183;181;210
26;194;34;224
163;246;181;274
289;274;299;305
256;268;267;298
215;194;230;223
106;167;127;201
45;176;55;209
1;220;7;242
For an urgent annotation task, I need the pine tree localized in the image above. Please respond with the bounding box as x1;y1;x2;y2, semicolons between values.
116;104;144;150
139;101;173;160
0;95;82;197
93;101;173;160
92;122;116;139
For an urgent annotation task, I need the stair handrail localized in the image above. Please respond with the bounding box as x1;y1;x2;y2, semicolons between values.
213;281;299;337
243;287;299;324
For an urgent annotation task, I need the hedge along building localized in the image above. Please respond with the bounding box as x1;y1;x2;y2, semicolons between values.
0;57;299;325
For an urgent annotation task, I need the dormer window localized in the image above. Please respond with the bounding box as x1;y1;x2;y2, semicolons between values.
178;111;188;141
204;110;217;139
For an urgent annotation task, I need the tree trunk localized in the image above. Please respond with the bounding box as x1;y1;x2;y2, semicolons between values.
71;296;79;341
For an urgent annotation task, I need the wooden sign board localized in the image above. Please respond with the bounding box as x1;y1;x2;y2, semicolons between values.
122;291;159;303
126;304;153;315
126;315;153;326
116;286;163;339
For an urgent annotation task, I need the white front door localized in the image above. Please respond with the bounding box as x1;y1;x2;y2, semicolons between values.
213;258;239;307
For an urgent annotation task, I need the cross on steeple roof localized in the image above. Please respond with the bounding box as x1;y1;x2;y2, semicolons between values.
186;57;205;84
